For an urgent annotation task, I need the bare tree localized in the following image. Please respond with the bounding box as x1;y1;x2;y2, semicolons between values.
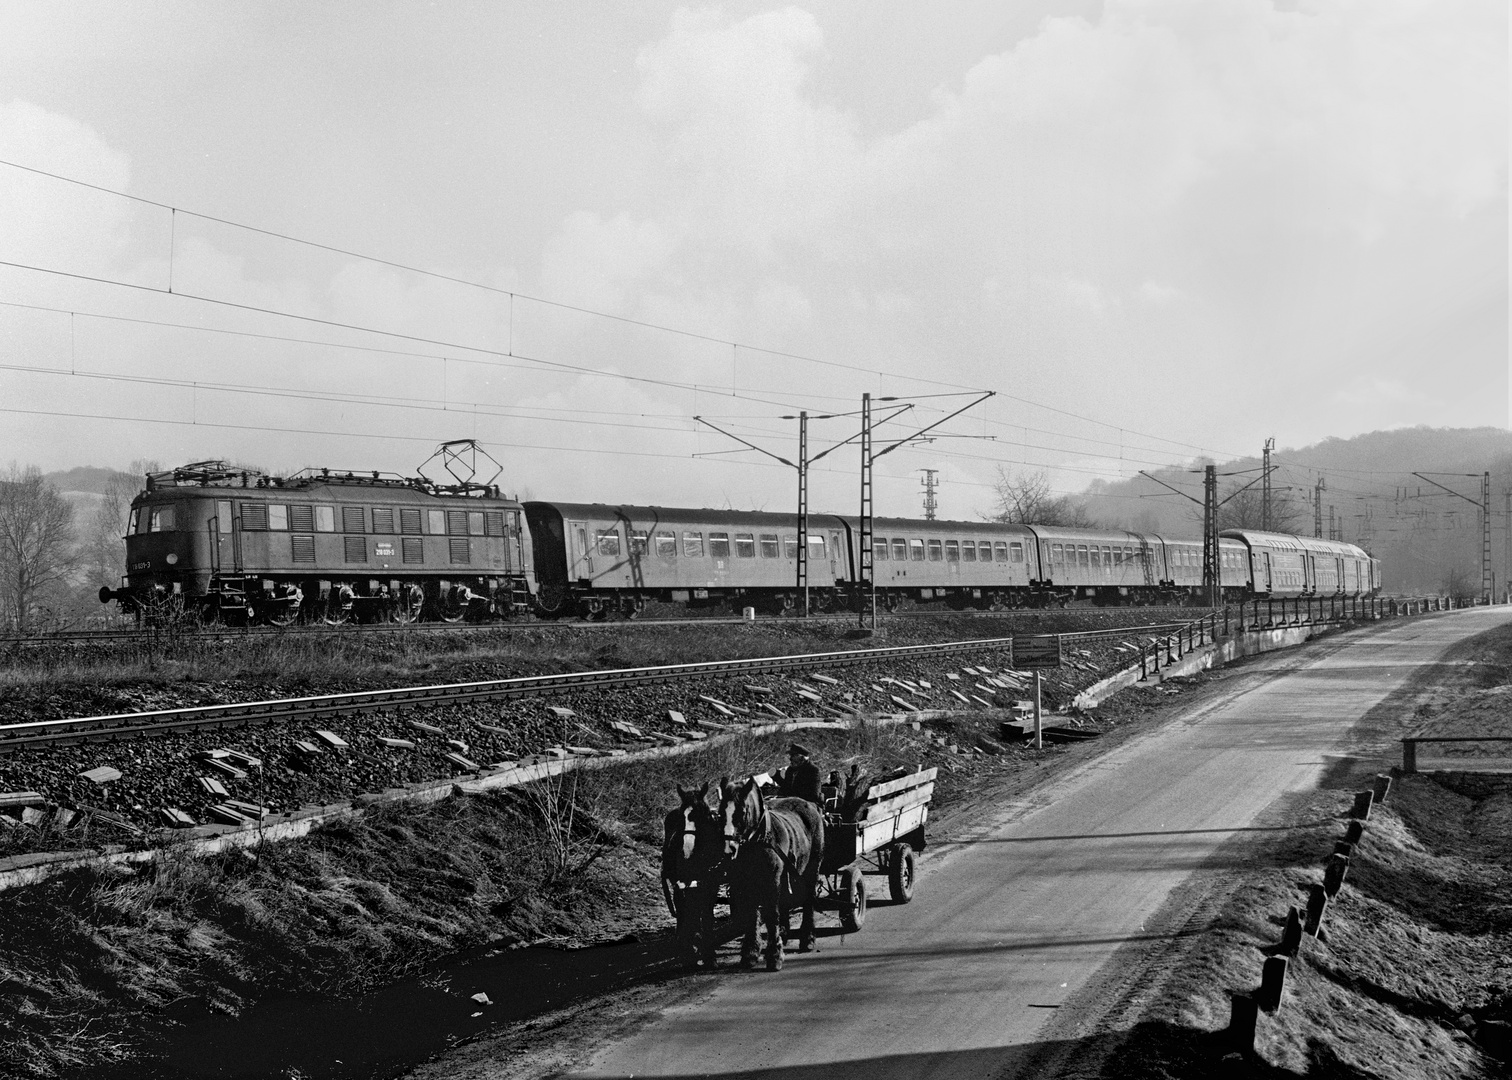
79;460;158;592
1215;481;1305;533
0;464;76;632
1441;565;1476;601
987;467;1095;527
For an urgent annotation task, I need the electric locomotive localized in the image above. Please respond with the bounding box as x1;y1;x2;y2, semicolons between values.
100;460;534;624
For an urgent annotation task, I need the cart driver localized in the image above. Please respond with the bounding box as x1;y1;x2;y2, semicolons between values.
776;742;823;807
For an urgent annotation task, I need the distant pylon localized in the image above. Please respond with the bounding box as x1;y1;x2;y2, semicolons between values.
919;469;939;520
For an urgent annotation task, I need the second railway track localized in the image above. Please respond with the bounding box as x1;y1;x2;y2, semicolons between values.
0;621;1200;754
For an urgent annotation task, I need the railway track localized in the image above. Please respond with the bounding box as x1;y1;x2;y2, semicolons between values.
0;606;1215;648
0;621;1200;754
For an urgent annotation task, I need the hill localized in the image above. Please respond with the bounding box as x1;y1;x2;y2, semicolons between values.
1079;426;1512;594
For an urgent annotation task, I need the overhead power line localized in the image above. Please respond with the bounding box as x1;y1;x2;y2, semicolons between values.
0;155;1246;464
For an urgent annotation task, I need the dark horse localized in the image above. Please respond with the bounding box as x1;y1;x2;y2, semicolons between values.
660;782;723;970
720;775;824;972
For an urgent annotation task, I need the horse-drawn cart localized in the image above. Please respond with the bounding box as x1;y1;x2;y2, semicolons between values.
818;765;936;933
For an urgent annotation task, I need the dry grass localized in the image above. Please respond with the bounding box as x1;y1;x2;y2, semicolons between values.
0;719;937;1078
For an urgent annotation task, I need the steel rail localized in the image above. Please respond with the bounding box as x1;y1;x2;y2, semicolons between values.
0;636;1025;752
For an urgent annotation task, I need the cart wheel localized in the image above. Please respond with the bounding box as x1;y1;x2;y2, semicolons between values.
887;843;916;904
839;868;867;933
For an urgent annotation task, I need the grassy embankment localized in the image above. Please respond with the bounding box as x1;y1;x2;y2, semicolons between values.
0;710;964;1078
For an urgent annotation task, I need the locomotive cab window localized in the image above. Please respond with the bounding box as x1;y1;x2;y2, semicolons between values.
760;534;779;558
149;505;175;532
656;532;677;559
683;531;704;558
596;529;621;557
709;532;731;558
128;507;141;534
734;533;755;558
927;540;943;562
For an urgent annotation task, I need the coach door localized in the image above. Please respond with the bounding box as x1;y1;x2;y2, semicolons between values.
566;520;594;583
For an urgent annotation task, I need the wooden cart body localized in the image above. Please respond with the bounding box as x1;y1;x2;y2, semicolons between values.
820;766;936;931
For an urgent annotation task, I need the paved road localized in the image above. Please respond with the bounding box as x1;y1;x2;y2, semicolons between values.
567;609;1511;1080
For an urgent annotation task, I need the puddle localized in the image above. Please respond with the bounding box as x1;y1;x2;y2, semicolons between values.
94;933;684;1080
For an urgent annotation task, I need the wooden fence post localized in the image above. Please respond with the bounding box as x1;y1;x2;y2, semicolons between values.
1305;884;1328;935
1228;993;1259;1055
1279;905;1303;958
1344;820;1364;846
1401;739;1417;773
1350;791;1373;820
1372;774;1392;803
1259;956;1289;1013
1323;853;1349;897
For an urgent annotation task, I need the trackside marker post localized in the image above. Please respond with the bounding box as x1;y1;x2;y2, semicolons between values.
1012;636;1062;751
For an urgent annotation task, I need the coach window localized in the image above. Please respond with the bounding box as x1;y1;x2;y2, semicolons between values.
268;504;288;531
1051;543;1063;564
655;532;677;559
629;530;649;556
683;531;705;558
961;540;976;562
215;500;232;533
784;534;799;559
873;539;888;561
596;528;621;557
1008;541;1023;562
927;540;943;562
892;538;907;561
1089;547;1100;569
427;510;446;535
808;535;827;560
760;533;780;558
909;539;925;561
149;505;176;532
945;540;960;562
1075;545;1087;567
734;533;755;558
709;532;731;558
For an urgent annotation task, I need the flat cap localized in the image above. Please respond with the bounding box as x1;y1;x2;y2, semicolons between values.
787;742;811;757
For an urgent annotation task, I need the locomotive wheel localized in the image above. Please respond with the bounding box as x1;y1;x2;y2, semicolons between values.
439;589;467;623
838;868;867;933
266;602;299;628
887;844;916;903
390;586;423;624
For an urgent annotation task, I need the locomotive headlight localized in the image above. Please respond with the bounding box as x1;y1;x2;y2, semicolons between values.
166;553;179;565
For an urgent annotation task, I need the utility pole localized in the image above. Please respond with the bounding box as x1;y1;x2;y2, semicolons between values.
1411;471;1493;604
797;412;809;617
1201;464;1220;607
1505;491;1510;603
1313;477;1325;539
1482;471;1492;603
859;394;876;630
919;469;939;521
1262;437;1274;531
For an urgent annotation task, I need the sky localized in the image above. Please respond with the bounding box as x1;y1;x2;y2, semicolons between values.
0;0;1505;521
